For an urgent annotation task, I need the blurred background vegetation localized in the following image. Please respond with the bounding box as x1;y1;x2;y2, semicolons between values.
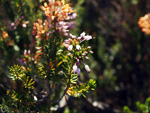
1;0;150;112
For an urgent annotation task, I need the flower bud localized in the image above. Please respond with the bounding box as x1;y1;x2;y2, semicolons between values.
11;22;15;26
85;64;91;73
22;24;27;28
80;32;86;37
85;56;89;60
82;60;85;64
90;51;94;54
77;68;80;75
76;58;79;62
82;53;86;56
87;46;91;49
73;64;78;73
67;53;72;56
24;50;27;55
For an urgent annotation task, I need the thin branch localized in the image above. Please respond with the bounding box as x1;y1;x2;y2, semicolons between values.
51;54;75;104
20;0;27;20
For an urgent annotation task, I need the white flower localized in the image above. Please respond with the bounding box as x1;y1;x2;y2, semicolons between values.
72;13;77;19
85;64;91;73
73;64;78;73
80;32;86;37
63;26;69;30
84;35;92;40
77;36;81;40
76;45;81;50
68;45;73;51
59;21;65;25
87;46;91;49
22;24;27;28
34;96;37;101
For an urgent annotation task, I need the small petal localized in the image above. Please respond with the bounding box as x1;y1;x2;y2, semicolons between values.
85;64;91;73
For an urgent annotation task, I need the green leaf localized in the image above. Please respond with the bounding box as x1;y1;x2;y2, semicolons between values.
70;74;78;84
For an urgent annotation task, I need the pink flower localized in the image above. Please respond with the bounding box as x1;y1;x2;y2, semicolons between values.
85;64;91;73
90;51;94;54
11;23;15;26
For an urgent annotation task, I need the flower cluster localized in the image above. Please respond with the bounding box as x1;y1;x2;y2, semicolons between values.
2;31;9;39
11;16;29;29
0;31;14;46
40;0;73;21
58;13;77;36
31;0;77;65
33;0;76;39
21;48;42;65
138;13;150;34
32;19;51;40
64;32;93;75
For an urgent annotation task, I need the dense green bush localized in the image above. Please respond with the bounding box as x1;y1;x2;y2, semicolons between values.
0;0;96;112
